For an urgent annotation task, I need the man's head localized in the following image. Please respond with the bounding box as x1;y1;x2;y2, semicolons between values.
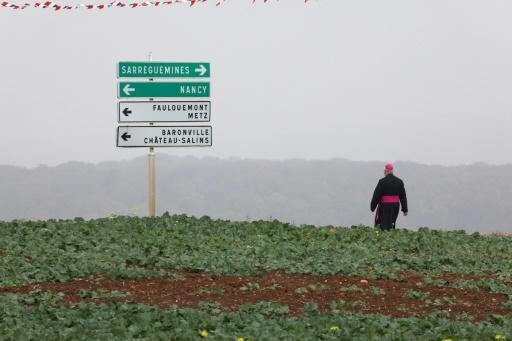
384;163;393;176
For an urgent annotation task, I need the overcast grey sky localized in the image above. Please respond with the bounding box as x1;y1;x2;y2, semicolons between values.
1;0;511;168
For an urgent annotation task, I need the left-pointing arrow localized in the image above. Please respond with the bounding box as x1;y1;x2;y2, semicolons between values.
121;132;132;141
122;108;132;116
123;84;135;96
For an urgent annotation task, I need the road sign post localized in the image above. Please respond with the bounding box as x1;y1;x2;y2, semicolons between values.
116;56;211;218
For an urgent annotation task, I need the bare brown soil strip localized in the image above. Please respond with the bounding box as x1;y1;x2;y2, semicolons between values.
1;271;511;321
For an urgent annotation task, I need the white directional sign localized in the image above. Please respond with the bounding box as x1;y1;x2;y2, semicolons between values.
117;126;212;147
118;101;211;123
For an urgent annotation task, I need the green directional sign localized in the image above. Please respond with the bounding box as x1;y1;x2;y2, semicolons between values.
118;62;210;78
118;82;210;98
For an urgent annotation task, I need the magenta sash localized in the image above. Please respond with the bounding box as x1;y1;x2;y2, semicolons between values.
380;195;400;203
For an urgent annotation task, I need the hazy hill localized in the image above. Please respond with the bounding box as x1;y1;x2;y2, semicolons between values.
1;156;511;233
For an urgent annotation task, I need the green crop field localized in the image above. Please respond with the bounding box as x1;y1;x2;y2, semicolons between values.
0;214;511;340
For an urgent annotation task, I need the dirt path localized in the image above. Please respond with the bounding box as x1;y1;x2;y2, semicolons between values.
2;271;511;321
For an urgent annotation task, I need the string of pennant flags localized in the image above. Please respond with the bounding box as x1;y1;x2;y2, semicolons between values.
1;0;310;10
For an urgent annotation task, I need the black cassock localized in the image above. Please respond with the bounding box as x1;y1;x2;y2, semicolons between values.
371;174;408;230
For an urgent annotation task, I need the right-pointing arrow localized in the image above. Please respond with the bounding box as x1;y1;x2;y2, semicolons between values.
122;84;135;96
122;107;132;116
195;64;207;77
121;132;131;141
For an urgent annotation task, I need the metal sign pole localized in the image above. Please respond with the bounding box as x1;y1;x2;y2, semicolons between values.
148;52;156;217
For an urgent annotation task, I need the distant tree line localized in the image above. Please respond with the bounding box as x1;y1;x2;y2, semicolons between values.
0;156;511;233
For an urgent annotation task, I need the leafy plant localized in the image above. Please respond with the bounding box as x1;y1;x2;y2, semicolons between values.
304;302;319;315
307;283;330;292
196;287;224;295
267;283;282;290
329;299;365;311
240;282;261;292
425;296;458;306
451;279;512;295
405;289;430;300
239;301;289;317
350;300;365;307
369;286;385;295
295;287;308;294
422;277;449;286
197;301;222;315
501;296;512;309
78;289;129;299
340;284;364;293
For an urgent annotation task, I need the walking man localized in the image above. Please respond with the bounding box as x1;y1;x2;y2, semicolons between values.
371;163;408;231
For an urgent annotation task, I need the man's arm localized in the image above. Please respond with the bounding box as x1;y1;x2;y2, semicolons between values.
400;181;408;214
370;180;382;212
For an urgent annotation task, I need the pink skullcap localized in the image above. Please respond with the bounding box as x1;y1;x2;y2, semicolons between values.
385;163;394;171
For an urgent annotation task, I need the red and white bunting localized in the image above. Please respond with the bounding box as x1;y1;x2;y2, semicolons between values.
0;0;311;11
